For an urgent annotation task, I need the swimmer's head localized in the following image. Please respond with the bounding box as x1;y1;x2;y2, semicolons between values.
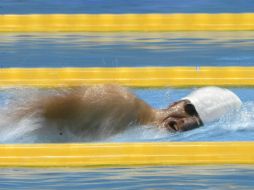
160;87;242;132
161;99;202;132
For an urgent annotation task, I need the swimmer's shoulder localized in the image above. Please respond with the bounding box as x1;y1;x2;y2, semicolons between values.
81;84;136;102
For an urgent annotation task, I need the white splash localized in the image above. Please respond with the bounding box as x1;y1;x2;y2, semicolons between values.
219;102;254;131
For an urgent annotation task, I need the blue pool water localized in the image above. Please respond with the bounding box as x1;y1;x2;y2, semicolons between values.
1;165;254;189
0;0;254;14
1;32;254;67
0;32;254;188
0;32;254;143
1;14;254;190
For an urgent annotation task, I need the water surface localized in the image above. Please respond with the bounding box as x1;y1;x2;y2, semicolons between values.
1;1;254;188
0;0;254;14
1;32;254;67
0;165;254;190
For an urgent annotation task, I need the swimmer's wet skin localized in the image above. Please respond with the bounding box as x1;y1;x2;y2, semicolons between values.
11;85;242;140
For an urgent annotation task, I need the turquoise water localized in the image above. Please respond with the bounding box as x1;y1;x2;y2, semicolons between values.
1;165;254;189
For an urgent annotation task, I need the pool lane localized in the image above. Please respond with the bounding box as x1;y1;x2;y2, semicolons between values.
0;87;254;143
0;0;254;14
1;165;254;189
1;32;254;67
1;14;254;32
0;67;254;88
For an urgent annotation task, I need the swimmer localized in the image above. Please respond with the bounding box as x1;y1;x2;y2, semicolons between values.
11;85;242;140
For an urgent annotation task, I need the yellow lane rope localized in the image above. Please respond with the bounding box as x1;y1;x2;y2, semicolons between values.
0;142;254;167
0;67;254;87
1;14;254;32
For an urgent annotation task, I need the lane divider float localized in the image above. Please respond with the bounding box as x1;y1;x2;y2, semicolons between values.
1;13;254;32
0;142;254;167
0;67;253;87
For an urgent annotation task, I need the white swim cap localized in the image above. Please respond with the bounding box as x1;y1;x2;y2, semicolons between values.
183;87;242;124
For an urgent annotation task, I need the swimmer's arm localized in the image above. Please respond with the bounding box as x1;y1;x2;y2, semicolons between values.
41;87;155;124
14;85;157;135
40;93;85;120
40;86;156;127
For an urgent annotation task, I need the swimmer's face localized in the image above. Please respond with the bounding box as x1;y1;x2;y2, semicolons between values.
161;100;203;132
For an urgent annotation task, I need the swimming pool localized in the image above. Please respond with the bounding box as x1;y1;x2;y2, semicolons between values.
0;32;254;143
2;0;254;181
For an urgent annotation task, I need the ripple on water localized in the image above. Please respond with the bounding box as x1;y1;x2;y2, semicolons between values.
1;166;254;189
